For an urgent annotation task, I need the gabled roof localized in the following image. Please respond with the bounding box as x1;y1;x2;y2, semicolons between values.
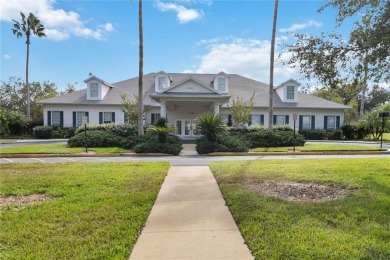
274;78;301;89
161;76;220;94
37;72;351;110
83;75;114;88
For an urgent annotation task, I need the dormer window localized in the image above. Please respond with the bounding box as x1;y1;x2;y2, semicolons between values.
287;86;294;100
218;78;226;91
158;77;166;90
90;83;99;98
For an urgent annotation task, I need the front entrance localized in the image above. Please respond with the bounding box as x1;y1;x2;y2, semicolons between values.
175;119;199;137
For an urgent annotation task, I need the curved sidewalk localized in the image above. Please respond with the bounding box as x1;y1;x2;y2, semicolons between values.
130;166;253;259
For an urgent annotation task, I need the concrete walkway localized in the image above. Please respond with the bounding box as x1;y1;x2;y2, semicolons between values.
130;166;253;259
179;144;198;156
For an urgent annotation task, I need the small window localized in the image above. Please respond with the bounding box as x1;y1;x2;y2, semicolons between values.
251;114;261;125
301;115;311;129
151;113;161;125
276;115;285;125
90;83;99;98
326;116;336;129
287;86;294;100
76;112;87;127
218;78;226;91
158;77;166;89
103;112;113;124
51;111;61;126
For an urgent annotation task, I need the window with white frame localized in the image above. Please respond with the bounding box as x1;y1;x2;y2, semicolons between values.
218;78;226;91
286;86;294;100
90;83;99;98
103;112;113;123
301;115;311;129
251;114;261;125
220;114;229;125
76;112;87;127
275;115;285;125
158;77;166;89
151;113;160;125
51;111;61;126
326;116;336;129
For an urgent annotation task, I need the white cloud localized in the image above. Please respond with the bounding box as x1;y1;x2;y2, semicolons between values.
191;38;298;84
3;54;11;59
156;1;203;23
0;0;114;41
279;20;322;33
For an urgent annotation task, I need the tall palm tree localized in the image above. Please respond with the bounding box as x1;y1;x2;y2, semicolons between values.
12;12;46;120
268;0;279;132
137;0;144;135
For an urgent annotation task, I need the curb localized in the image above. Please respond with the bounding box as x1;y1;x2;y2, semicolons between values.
206;151;390;156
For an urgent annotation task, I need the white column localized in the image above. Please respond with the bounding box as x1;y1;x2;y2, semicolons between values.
160;101;166;118
213;102;220;115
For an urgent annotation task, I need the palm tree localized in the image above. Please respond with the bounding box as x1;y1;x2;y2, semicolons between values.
12;12;46;120
268;0;279;132
137;0;144;135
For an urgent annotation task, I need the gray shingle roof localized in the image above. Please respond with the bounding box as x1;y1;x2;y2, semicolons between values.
38;73;351;110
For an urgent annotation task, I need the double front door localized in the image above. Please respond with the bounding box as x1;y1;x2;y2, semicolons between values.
176;119;199;137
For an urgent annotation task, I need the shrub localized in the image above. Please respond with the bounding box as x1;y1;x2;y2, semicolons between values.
195;113;227;141
155;117;167;127
196;136;219;154
53;128;68;138
133;142;182;155
299;129;342;140
68;130;128;148
325;129;343;140
247;131;305;148
146;125;177;143
216;134;249;152
32;126;54;139
247;124;267;132
65;127;77;138
0;109;29;135
273;125;294;132
341;124;369;140
75;123;137;137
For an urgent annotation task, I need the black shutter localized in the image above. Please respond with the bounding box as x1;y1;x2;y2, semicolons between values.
60;111;64;127
285;115;289;124
73;112;76;127
112;112;115;123
228;115;232;126
48;111;51;126
336;116;340;129
311;116;315;129
324;116;328;130
273;115;277;125
151;114;155;125
85;112;89;123
249;115;252;126
99;112;103;124
299;115;303;130
260;115;264;125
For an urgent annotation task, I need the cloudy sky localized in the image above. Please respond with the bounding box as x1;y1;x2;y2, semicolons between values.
1;0;355;90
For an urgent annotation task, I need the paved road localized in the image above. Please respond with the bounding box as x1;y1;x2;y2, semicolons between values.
0;139;67;148
1;154;388;166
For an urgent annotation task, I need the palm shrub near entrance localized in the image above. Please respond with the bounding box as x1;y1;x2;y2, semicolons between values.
195;113;227;142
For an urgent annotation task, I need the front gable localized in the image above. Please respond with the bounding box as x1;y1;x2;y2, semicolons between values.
274;78;300;103
84;75;113;101
162;77;219;94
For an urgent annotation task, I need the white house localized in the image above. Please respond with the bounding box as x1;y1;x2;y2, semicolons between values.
38;72;351;137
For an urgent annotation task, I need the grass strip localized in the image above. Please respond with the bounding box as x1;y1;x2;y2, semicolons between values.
0;162;169;259
0;143;125;154
252;143;384;152
210;158;390;259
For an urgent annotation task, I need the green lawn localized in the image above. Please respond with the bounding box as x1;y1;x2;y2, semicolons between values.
252;143;385;152
210;158;390;259
0;143;125;154
0;162;169;259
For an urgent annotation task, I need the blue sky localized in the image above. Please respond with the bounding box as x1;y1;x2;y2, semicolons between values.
1;0;355;91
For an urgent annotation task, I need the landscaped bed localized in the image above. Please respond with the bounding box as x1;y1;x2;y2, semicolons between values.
210;158;390;259
0;143;125;154
0;162;169;259
252;143;386;152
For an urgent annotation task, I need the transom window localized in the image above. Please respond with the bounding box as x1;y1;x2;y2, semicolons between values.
76;112;87;127
158;77;166;89
218;78;226;91
287;86;294;100
301;115;311;129
103;112;113;124
90;83;99;98
326;116;336;129
51;111;61;126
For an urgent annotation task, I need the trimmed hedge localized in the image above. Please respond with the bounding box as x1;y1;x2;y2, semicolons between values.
75;123;137;137
132;134;182;155
298;129;342;140
247;131;306;148
196;135;249;154
32;126;54;139
341;124;369;140
68;130;128;148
